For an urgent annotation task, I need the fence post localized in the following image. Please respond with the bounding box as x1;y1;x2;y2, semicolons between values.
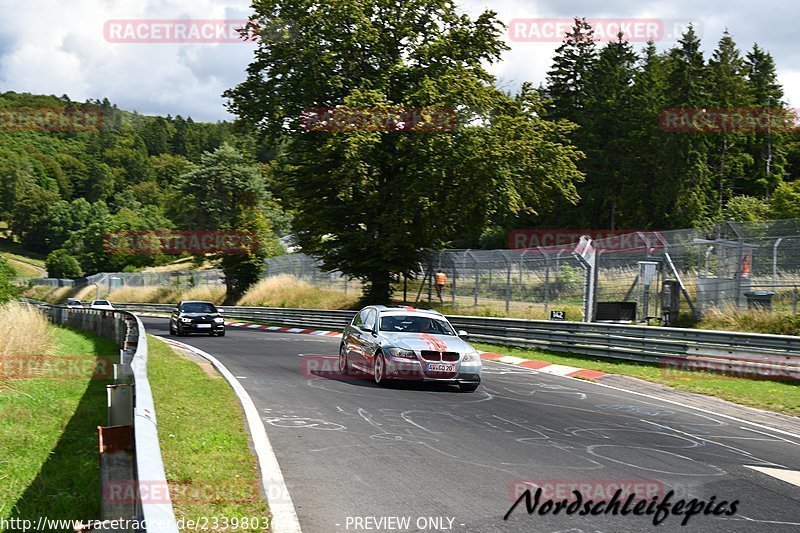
544;254;550;316
505;255;511;314
773;237;783;292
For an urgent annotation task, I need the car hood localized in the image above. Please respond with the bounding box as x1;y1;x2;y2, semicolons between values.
181;312;221;319
380;332;473;353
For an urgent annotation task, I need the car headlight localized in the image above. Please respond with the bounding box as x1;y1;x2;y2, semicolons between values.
180;317;192;323
462;351;481;363
213;317;224;323
387;347;416;359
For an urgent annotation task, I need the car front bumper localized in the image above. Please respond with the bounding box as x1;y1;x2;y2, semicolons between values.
384;357;482;383
180;321;225;333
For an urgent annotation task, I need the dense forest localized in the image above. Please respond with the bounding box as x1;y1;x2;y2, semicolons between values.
525;21;800;233
2;17;800;295
0;91;289;282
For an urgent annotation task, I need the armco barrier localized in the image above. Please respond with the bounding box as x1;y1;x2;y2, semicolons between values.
111;302;800;380
30;300;178;532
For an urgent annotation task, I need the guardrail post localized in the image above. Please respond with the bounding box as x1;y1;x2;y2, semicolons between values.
108;384;134;426
98;425;135;522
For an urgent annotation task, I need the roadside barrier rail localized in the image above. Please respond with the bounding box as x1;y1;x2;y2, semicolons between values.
22;299;178;532
110;302;800;381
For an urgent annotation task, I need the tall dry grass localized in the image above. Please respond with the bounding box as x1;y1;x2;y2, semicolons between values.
697;306;800;336
105;285;225;305
237;274;360;309
0;302;52;360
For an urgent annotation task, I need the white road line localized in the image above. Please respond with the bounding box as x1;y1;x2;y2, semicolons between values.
155;337;302;533
744;465;800;488
482;360;800;441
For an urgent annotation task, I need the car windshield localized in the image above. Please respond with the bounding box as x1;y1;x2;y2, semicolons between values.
181;302;217;314
93;300;110;305
379;315;455;335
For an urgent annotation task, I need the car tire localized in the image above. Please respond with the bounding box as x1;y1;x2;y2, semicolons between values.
177;325;185;337
218;330;225;337
208;330;215;336
374;352;388;386
338;345;350;375
459;383;480;393
169;321;176;335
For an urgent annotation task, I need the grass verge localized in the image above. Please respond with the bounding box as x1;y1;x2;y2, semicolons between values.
147;336;270;528
0;326;116;523
473;342;800;418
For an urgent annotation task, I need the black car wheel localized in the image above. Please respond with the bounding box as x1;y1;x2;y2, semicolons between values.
374;352;387;385
338;345;350;375
169;321;176;335
218;330;225;337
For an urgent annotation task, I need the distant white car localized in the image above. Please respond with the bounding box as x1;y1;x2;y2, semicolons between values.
65;298;83;308
90;299;114;310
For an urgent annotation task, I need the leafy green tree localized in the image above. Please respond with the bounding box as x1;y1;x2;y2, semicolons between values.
45;249;83;278
226;0;584;301
0;256;17;303
181;144;281;303
723;195;769;222
10;185;60;252
770;180;800;218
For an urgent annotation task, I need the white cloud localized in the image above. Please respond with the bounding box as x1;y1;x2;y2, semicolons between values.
0;0;799;120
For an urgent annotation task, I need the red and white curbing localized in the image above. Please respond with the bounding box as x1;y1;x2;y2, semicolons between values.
480;352;606;381
227;320;343;338
150;316;604;380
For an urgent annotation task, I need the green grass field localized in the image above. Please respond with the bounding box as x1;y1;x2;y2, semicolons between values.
148;336;270;528
0;327;116;524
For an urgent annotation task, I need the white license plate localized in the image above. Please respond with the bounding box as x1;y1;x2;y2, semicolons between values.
196;324;212;328
426;363;455;372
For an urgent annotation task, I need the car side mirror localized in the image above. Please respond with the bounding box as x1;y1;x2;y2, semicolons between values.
218;309;224;315
457;330;469;339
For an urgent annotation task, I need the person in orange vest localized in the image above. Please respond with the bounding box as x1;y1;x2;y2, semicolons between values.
435;270;447;303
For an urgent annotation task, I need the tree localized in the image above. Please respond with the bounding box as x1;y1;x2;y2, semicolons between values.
0;256;16;303
45;249;83;278
181;144;281;303
723;195;768;222
707;31;753;216
745;44;787;201
544;18;597;123
580;33;637;228
661;25;713;226
770;180;800;218
226;0;584;302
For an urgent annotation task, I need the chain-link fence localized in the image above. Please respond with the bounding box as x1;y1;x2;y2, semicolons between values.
30;219;800;321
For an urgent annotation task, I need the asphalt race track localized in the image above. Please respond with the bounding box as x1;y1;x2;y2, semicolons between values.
141;317;800;533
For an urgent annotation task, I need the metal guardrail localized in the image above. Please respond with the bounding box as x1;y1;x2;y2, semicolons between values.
112;302;800;381
23;299;178;532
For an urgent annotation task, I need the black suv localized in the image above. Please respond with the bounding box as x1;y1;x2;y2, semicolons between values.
170;300;225;337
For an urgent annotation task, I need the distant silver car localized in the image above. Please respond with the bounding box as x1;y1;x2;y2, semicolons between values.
340;306;482;392
90;299;114;310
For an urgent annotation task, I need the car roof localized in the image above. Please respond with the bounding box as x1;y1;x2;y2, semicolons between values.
179;300;216;305
367;305;444;318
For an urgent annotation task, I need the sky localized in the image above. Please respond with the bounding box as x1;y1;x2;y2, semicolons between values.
0;0;798;122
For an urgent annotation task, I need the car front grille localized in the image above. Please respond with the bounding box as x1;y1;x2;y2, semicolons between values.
420;351;459;362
